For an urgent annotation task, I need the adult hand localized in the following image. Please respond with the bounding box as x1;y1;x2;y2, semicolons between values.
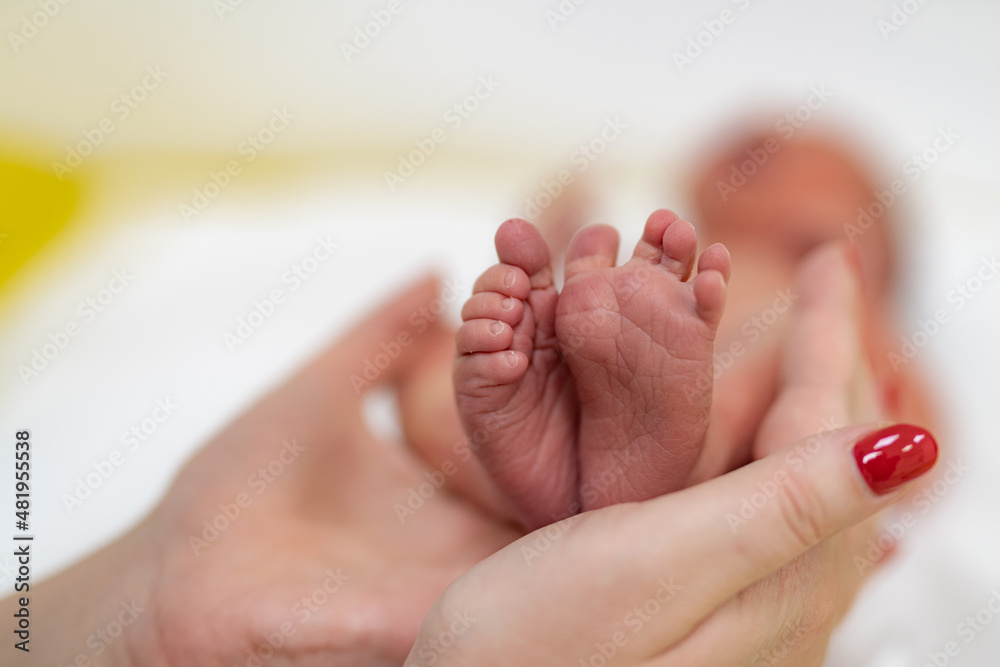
10;278;520;666
404;246;938;666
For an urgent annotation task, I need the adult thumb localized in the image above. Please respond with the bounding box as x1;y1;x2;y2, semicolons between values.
621;422;938;637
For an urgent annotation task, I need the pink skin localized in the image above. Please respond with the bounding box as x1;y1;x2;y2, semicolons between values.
454;210;731;530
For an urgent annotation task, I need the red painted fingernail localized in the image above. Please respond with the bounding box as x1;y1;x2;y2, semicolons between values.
853;424;939;495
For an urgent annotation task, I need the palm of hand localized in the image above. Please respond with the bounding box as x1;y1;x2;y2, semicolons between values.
126;330;519;666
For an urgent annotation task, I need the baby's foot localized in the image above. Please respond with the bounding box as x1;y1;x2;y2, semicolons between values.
454;220;580;529
558;209;730;508
454;211;730;528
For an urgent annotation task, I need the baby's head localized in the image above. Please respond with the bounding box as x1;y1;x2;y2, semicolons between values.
688;126;897;304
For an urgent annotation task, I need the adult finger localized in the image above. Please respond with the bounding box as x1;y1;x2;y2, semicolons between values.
619;421;939;651
755;243;870;457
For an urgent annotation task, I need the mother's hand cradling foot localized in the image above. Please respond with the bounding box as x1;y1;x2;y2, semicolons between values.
405;245;938;666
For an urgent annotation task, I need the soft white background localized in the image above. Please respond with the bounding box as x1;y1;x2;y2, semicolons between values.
0;1;998;665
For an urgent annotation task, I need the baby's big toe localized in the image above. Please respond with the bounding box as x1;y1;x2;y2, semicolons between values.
564;224;620;280
495;218;554;289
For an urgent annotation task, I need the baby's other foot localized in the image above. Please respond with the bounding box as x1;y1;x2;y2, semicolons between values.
453;220;580;530
557;209;730;509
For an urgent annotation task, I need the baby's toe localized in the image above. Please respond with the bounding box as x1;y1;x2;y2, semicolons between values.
461;292;524;327
456;319;514;354
697;243;732;283
564;224;620;280
659;217;699;280
693;243;731;328
693;269;728;329
473;264;532;300
632;209;698;279
495;218;554;289
633;208;680;263
454;349;527;391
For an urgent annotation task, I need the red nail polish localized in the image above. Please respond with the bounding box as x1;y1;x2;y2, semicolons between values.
853;424;939;495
